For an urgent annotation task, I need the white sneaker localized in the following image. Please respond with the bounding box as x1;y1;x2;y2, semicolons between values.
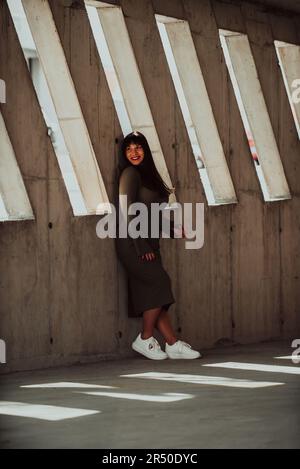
165;340;201;359
132;333;168;360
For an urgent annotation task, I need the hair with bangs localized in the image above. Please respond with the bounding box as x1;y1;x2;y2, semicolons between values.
116;131;173;199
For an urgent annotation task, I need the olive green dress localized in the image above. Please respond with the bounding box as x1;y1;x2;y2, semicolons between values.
115;165;176;318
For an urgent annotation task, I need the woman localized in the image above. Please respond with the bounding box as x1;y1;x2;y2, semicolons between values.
115;131;201;360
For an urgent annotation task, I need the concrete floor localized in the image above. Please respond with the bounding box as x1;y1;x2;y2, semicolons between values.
0;340;299;449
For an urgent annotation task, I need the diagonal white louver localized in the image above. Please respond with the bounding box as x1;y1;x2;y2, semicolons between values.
219;30;291;202
8;0;110;216
84;0;176;206
274;40;300;140
155;15;237;206
0;111;34;221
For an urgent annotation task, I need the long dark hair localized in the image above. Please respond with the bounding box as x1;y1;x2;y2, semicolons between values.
116;131;174;199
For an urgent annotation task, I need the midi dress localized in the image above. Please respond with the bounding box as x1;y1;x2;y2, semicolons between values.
115;165;176;318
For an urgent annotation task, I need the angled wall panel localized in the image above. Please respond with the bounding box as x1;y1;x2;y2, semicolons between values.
84;0;176;203
274;40;300;140
156;15;237;206
219;30;291;202
0;112;34;221
17;0;111;216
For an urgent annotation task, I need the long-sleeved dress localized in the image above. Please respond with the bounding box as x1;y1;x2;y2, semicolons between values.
115;165;176;318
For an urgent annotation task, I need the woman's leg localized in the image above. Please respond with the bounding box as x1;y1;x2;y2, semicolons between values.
141;306;162;339
155;308;177;345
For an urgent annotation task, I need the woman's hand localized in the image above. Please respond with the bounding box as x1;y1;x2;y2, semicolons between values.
140;252;156;261
173;224;187;239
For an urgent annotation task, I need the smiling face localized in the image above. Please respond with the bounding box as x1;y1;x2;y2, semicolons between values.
125;142;145;166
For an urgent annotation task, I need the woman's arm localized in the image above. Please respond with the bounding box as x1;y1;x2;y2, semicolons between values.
161;209;186;239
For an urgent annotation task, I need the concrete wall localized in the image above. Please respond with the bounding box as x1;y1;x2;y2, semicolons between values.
0;0;299;373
